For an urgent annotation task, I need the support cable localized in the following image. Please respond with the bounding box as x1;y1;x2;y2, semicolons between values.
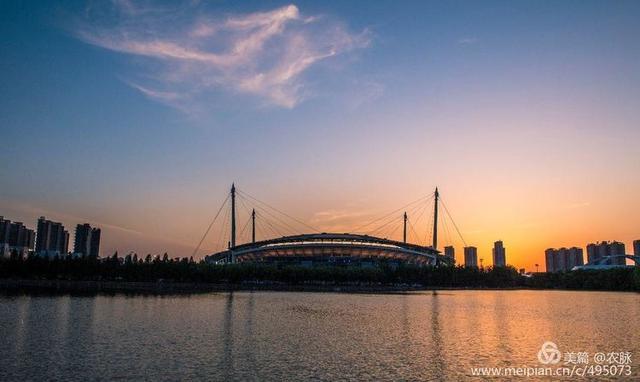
237;193;301;235
235;195;256;243
425;198;435;247
386;220;403;241
407;218;420;244
352;193;434;233
253;205;294;236
212;202;231;252
255;210;285;238
366;199;426;236
238;215;252;242
236;189;320;233
406;200;430;244
191;194;230;257
411;200;430;229
441;210;453;247
255;221;268;242
440;197;467;247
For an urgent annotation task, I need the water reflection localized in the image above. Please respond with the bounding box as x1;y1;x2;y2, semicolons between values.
0;291;638;381
12;295;30;358
219;292;234;380
241;292;259;380
430;293;445;381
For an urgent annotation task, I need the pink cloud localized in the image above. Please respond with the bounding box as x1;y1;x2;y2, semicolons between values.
76;3;370;111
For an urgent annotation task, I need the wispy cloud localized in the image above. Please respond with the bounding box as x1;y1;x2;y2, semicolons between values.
75;2;370;111
458;37;478;45
0;199;200;253
565;201;591;209
0;200;142;236
309;209;375;232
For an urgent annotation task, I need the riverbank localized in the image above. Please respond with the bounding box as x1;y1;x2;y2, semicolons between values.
0;278;440;294
2;278;638;295
2;257;639;293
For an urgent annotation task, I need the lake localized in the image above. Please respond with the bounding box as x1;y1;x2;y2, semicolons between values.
1;290;638;381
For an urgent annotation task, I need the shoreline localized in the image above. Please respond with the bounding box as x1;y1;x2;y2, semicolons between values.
0;278;443;294
1;278;637;295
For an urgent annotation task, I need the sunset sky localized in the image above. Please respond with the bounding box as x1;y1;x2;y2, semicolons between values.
1;1;639;270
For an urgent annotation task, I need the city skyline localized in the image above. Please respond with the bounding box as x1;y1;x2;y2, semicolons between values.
1;1;639;270
1;209;637;272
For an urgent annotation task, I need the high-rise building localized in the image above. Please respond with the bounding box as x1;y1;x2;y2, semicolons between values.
634;240;640;257
609;241;626;265
74;224;91;256
73;224;101;257
598;242;609;262
9;222;34;249
568;247;584;269
545;248;555;272
464;246;478;268
492;241;506;267
545;247;583;272
0;216;35;257
586;243;594;262
556;247;568;271
90;228;101;257
35;216;69;256
586;243;599;263
585;241;626;265
444;246;455;263
0;217;11;244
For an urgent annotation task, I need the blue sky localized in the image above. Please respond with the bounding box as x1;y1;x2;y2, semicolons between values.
1;1;639;268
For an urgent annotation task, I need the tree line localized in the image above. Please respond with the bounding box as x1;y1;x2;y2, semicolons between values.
0;253;638;291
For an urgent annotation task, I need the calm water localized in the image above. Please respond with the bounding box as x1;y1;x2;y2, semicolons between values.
0;290;638;381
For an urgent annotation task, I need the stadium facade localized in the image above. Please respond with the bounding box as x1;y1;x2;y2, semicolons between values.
204;185;450;267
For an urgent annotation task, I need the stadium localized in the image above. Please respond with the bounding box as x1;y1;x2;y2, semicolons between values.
205;232;444;266
203;185;454;267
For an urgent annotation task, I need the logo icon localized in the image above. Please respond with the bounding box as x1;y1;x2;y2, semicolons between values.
537;341;561;364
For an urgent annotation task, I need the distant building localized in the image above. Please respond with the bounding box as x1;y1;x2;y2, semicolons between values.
0;217;10;244
634;240;640;257
74;224;91;255
598;243;608;262
464;246;478;268
586;243;599;263
0;216;35;257
444;246;455;263
35;216;69;257
73;223;101;257
586;241;626;266
545;247;583;272
555;248;567;271
544;248;554;272
492;241;506;267
609;241;626;265
568;247;584;269
90;227;101;257
9;222;35;251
